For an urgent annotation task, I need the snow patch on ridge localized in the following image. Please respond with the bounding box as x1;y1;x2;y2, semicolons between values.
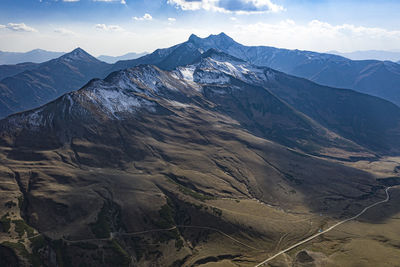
26;109;44;127
191;55;277;86
83;80;156;118
203;57;266;81
172;66;202;92
127;66;162;93
194;69;231;84
178;66;195;81
5;107;48;130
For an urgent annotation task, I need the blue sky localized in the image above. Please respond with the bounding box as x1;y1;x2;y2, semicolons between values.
1;0;400;56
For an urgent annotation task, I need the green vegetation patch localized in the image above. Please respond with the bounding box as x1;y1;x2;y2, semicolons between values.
3;235;46;267
1;241;30;260
17;196;24;209
52;239;72;267
211;207;222;217
159;228;180;244
153;202;184;247
30;235;46;253
167;177;214;201
12;220;35;238
89;204;111;239
130;236;144;261
177;185;214;201
70;242;98;250
0;213;11;233
30;235;46;267
105;240;130;267
155;203;175;229
175;238;184;250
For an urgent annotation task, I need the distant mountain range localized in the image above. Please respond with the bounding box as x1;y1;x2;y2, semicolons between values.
0;32;399;118
329;50;400;62
97;52;148;63
0;49;148;65
0;49;65;64
111;33;400;106
0;48;110;118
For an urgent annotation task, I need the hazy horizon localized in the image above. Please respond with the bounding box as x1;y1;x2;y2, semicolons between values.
2;32;400;61
1;0;400;56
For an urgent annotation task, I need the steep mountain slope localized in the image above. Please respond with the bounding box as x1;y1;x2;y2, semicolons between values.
0;62;39;80
110;43;181;72
97;52;148;63
110;33;400;106
0;49;65;64
0;57;394;266
108;34;214;73
188;50;400;155
0;48;110;118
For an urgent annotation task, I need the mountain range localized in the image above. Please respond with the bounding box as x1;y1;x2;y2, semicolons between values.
1;48;397;266
1;33;400;120
0;49;150;65
111;33;400;107
0;49;65;65
97;52;148;63
0;48;110;118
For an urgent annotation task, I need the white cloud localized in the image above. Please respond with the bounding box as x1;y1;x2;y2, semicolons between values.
121;0;126;4
167;0;221;12
232;20;400;52
63;0;80;2
167;0;284;14
133;13;153;21
3;19;400;58
0;23;37;32
168;17;176;22
95;24;124;32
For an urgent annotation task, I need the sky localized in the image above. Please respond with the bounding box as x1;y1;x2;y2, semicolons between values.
0;0;400;56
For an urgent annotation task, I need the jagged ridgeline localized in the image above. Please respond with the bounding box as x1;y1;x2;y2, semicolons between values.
2;33;400;119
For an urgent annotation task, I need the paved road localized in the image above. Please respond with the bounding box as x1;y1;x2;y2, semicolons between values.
254;187;393;267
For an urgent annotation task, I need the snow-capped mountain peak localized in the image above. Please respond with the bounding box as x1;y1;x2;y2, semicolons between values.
175;49;275;86
4;49;278;130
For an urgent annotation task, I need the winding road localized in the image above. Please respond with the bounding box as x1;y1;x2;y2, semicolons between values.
254;186;393;267
60;225;262;251
29;186;394;267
